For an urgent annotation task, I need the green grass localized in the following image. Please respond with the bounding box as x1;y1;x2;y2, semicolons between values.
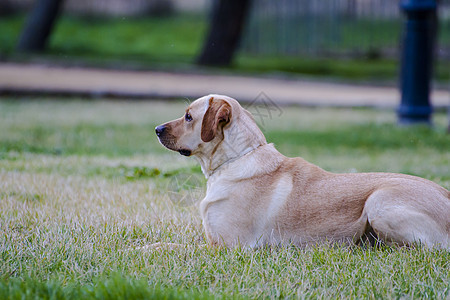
235;55;402;81
0;14;207;64
49;15;207;63
1;14;449;81
0;274;212;300
0;98;449;299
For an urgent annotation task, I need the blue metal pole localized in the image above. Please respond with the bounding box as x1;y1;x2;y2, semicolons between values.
398;0;437;125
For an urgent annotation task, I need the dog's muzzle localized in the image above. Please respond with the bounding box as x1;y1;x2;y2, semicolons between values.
155;125;191;156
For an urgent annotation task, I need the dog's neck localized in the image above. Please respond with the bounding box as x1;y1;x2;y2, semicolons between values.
195;135;266;179
195;143;263;179
195;108;268;179
208;144;263;178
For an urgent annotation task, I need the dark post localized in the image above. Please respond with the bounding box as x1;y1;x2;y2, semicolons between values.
398;0;437;125
17;0;64;53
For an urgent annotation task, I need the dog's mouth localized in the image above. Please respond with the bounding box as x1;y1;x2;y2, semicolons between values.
178;149;192;156
157;137;192;157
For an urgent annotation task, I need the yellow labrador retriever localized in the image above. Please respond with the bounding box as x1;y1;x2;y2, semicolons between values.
155;94;449;249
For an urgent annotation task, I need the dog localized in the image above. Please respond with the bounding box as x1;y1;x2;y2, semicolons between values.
155;94;449;249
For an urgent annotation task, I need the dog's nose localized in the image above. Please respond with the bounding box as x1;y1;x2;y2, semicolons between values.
155;125;166;137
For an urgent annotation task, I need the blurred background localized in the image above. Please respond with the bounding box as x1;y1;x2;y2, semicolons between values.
0;0;449;122
0;0;448;76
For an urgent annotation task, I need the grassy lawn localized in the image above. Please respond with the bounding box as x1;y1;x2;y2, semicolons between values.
0;14;207;67
0;98;449;299
1;14;449;81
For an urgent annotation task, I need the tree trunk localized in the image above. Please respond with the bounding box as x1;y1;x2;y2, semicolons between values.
17;0;64;53
197;0;251;66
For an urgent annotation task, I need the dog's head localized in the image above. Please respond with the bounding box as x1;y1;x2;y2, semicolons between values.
156;95;267;174
155;95;232;156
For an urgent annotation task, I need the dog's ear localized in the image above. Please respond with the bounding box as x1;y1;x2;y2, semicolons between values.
201;97;232;142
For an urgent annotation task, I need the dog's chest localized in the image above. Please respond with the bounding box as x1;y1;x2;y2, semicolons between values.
200;176;293;247
200;182;260;246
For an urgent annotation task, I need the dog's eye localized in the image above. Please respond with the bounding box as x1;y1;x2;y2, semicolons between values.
185;113;193;122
